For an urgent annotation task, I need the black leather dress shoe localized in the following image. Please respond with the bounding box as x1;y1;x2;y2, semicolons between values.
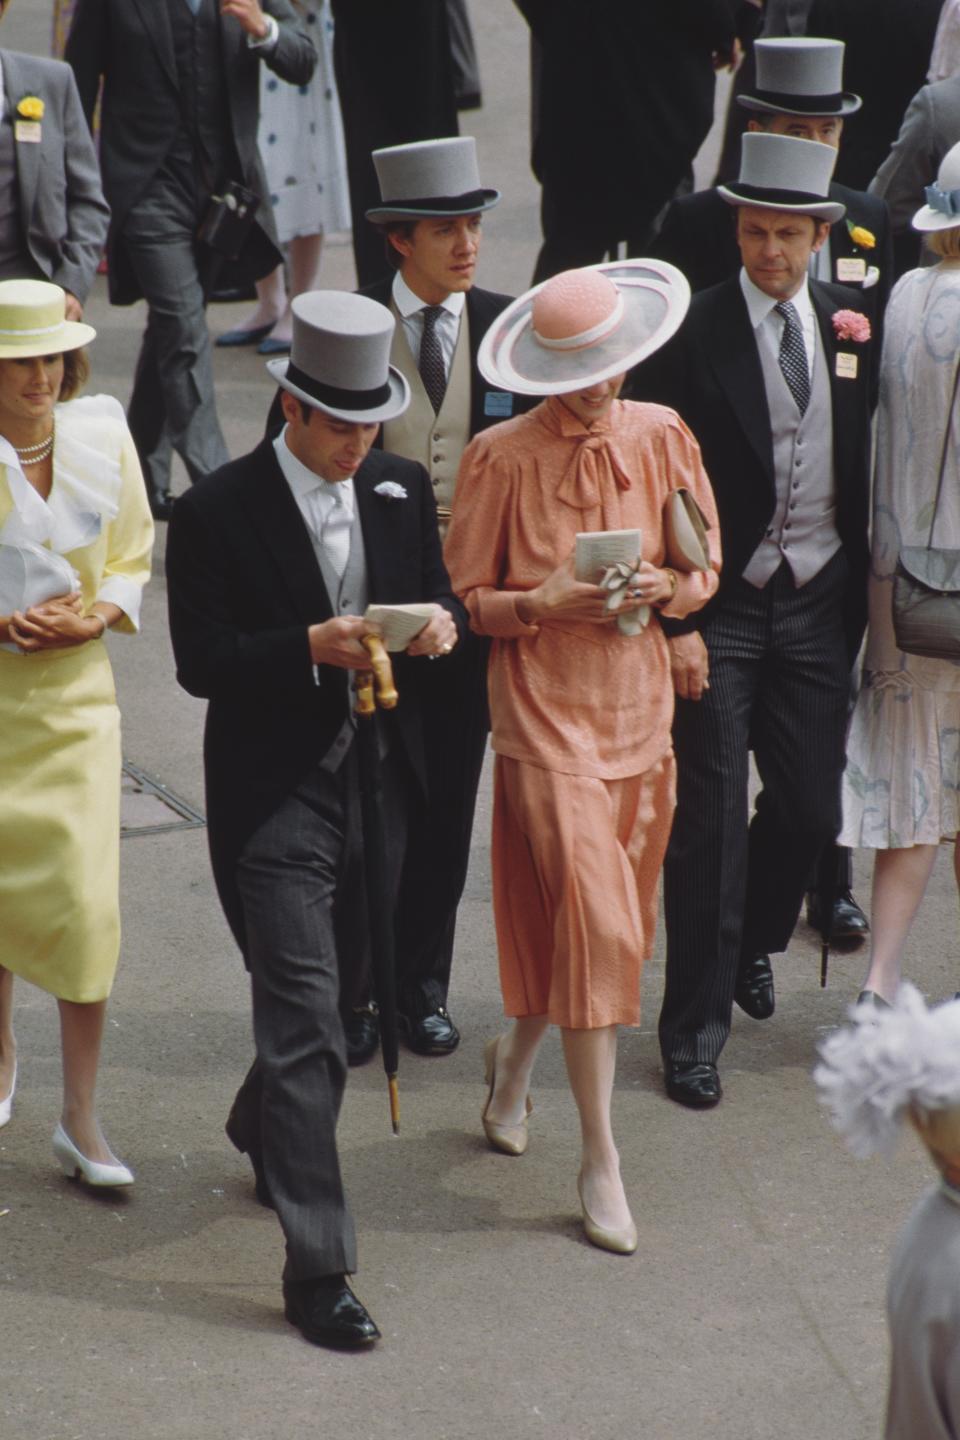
224;1108;274;1209
734;952;775;1020
149;490;176;522
806;888;869;945
284;1276;380;1349
344;1005;380;1067
664;1061;722;1109
398;1006;460;1056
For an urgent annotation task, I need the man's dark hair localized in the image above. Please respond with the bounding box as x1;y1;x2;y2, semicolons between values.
382;221;417;271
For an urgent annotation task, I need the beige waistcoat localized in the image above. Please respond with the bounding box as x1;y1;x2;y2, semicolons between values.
382;302;472;531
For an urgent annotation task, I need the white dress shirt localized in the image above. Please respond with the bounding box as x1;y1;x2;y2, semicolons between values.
739;268;817;381
274;427;354;577
392;270;465;380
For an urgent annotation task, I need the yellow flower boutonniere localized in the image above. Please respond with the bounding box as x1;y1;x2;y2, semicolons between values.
846;220;876;250
16;97;44;122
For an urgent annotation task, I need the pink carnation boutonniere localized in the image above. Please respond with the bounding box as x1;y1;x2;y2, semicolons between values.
832;309;871;344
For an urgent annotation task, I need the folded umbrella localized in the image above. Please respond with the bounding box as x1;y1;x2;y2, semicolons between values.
353;634;401;1133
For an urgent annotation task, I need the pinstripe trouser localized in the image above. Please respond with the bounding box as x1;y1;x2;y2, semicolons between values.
658;554;851;1067
230;746;408;1281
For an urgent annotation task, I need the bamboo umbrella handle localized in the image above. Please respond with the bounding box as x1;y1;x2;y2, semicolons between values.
361;634;398;709
354;668;376;717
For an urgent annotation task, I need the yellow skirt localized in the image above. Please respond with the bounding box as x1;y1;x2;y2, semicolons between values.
0;642;121;1002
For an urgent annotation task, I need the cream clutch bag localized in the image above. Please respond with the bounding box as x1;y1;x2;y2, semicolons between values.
663;489;711;573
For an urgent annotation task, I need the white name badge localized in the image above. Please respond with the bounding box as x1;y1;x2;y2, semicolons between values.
836;256;866;283
836;352;858;380
14;120;41;144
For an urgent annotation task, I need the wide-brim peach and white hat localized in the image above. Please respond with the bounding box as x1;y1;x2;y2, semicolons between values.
477;260;690;397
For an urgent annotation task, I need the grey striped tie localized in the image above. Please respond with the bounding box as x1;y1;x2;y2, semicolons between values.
774;300;810;416
418;306;447;414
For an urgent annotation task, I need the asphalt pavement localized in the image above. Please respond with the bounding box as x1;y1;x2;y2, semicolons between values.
1;6;955;1439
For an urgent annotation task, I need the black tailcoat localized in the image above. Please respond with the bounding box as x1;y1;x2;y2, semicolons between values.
166;440;466;953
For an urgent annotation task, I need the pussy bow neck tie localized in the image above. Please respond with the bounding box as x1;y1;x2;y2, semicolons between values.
556;430;633;511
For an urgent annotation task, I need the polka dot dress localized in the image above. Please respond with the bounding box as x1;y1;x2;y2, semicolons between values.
258;0;351;244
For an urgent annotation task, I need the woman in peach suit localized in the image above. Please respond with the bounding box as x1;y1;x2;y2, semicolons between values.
445;264;720;1253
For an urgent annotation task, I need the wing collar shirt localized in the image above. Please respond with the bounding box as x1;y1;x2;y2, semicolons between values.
392;270;465;379
739;268;816;381
273;426;355;576
274;426;356;686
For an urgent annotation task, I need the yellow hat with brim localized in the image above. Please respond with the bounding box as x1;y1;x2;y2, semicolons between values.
0;279;95;359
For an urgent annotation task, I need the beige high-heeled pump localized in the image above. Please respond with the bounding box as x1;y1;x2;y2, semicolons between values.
481;1035;533;1157
577;1172;637;1255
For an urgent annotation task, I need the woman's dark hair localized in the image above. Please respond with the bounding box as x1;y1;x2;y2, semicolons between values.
59;346;90;402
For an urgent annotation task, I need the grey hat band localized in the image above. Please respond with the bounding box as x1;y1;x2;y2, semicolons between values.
285;361;392;412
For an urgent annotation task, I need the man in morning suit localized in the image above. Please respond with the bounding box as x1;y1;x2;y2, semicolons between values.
350;136;524;1062
65;0;316;520
166;291;465;1349
654;34;885;948
636;134;871;1109
657;38;892;315
0;0;109;318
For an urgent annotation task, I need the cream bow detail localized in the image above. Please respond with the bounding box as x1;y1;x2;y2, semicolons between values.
599;560;650;636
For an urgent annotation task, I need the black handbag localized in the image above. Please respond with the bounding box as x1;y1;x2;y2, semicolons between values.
892;359;960;661
198;180;261;260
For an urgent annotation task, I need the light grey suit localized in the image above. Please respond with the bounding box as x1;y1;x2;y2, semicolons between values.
0;50;109;305
869;75;960;275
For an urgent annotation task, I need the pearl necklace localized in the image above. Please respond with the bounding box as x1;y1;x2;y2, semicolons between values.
14;429;54;466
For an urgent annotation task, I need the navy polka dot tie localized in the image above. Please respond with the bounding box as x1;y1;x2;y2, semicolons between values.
419;306;447;414
775;300;810;416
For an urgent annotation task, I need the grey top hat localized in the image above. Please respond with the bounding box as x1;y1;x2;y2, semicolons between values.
738;37;861;117
365;136;500;224
718;132;846;223
267;290;410;424
913;140;960;232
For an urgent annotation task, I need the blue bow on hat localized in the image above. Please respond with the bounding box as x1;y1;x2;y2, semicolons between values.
925;181;960;217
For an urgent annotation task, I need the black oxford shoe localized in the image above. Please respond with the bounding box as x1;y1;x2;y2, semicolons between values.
399;1006;460;1056
344;1005;380;1067
806;888;869;946
284;1276;380;1350
734;952;775;1020
664;1061;722;1109
149;490;176;522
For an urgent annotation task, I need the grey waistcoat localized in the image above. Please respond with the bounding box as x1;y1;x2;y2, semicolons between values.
743;319;841;588
309;509;373;773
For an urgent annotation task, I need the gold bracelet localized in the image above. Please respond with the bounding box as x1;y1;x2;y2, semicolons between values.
90;613;107;640
655;568;678;609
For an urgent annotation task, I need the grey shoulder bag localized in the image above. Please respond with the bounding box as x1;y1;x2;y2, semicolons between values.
892;359;960;661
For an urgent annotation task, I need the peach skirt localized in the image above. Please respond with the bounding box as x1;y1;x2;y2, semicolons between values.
491;752;676;1029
